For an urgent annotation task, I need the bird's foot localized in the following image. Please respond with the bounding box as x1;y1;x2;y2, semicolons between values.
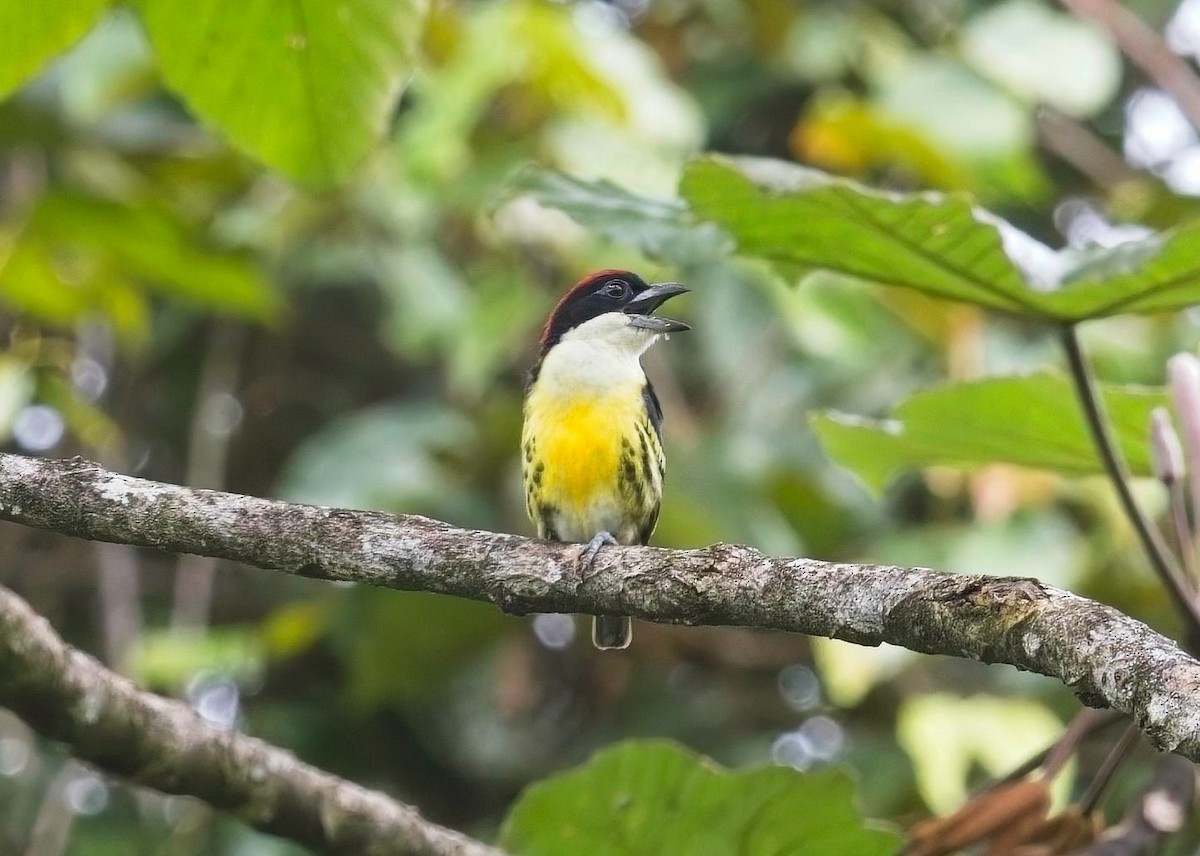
574;531;618;581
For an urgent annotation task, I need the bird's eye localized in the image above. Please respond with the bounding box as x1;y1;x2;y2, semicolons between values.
603;280;628;298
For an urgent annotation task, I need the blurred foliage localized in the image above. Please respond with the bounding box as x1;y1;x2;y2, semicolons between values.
129;627;264;691
897;695;1068;814
2;0;1200;853
2;191;278;332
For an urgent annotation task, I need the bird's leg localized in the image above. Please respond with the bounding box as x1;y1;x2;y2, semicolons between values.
575;531;618;580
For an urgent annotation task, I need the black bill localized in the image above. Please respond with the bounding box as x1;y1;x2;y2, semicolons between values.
623;282;690;332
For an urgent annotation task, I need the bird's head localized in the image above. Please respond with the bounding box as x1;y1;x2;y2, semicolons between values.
538;269;690;359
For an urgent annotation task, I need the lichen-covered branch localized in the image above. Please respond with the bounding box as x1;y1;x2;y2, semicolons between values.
0;578;501;856
2;453;1200;764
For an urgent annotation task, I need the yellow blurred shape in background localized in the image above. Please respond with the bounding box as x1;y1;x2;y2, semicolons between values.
898;694;1068;814
812;637;913;708
791;96;973;191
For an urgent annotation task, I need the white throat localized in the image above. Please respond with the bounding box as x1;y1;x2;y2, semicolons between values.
537;313;660;393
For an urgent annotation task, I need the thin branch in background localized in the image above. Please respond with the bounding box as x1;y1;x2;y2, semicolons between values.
0;151;46;218
24;763;111;856
1079;724;1142;815
25;764;82;856
989;712;1125;791
1059;325;1200;636
1035;106;1138;191
0;580;502;856
1059;334;1199;854
1059;0;1200;133
1042;709;1107;778
165;322;245;854
171;322;246;631
78;320;144;670
93;543;142;670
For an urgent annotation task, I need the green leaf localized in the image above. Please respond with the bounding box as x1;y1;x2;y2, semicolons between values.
681;156;1054;315
1040;227;1200;317
0;0;112;99
681;156;1200;320
510;167;732;266
500;740;899;856
811;373;1164;492
128;627;263;690
133;0;424;187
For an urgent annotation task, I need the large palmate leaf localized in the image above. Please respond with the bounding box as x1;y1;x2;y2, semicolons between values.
681;156;1057;314
0;0;112;99
501;740;899;856
1041;231;1200;316
681;156;1200;320
133;0;424;187
811;373;1164;492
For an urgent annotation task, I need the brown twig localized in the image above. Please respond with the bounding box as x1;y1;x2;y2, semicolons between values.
1036;106;1138;190
171;322;246;630
1079;724;1142;815
0;580;501;856
1059;0;1200;133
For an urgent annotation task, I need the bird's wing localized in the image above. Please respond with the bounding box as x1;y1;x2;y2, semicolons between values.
637;504;660;546
643;382;664;441
638;382;665;546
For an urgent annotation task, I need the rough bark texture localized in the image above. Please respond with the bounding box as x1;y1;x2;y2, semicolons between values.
2;453;1200;766
0;580;501;856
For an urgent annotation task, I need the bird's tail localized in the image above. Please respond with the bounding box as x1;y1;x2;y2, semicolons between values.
592;615;632;649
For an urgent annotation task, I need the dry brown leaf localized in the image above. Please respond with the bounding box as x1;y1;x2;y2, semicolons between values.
906;776;1051;856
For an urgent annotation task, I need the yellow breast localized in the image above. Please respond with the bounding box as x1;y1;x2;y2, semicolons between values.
523;385;643;512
